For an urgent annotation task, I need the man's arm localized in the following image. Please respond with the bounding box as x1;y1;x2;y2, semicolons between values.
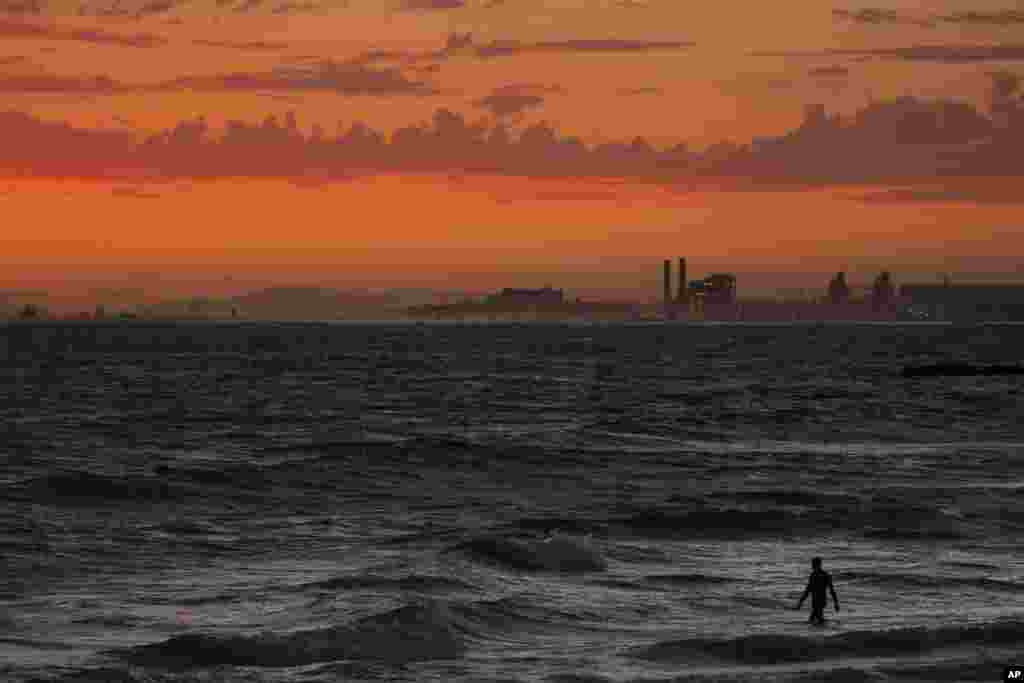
795;579;811;609
829;576;839;611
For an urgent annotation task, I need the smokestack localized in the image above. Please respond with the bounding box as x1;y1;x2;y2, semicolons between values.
663;259;671;308
677;257;687;303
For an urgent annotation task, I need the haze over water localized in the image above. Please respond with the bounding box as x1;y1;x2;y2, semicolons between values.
2;321;1023;682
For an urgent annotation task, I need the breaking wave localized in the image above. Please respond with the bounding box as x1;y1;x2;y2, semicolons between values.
629;618;1024;664
451;534;606;572
119;601;465;667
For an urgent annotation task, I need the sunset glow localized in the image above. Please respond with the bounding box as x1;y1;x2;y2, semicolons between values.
2;1;1024;303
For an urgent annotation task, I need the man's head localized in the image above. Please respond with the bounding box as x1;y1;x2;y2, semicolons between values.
811;557;822;569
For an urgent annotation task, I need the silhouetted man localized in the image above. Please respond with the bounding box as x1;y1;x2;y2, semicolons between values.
796;557;839;625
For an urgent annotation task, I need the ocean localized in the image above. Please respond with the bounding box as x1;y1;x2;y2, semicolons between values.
2;321;1022;683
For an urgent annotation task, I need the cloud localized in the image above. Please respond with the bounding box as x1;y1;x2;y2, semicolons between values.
344;48;418;67
475;92;544;117
843;44;1024;63
473;83;564;117
808;65;849;78
833;8;934;28
492;82;566;95
193;39;289;50
433;32;693;59
835;7;1024;30
1;74;1022;186
472;38;696;58
752;45;1024;63
848;188;1024;205
527;190;620;201
134;0;181;16
402;0;463;8
0;58;437;97
937;11;1024;27
0;0;42;13
0;55;30;65
617;86;663;96
272;1;320;13
0;19;167;47
0;72;128;93
442;31;473;52
233;0;264;12
167;60;439;95
112;186;162;199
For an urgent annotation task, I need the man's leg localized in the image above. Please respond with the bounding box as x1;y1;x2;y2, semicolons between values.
810;603;825;624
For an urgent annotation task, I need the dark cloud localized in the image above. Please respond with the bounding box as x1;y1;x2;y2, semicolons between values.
617;86;663;96
344;48;418;66
135;0;180;16
0;58;437;97
835;7;1024;30
843;44;1024;63
0;19;166;48
475;93;544;117
402;0;463;8
491;82;566;95
167;61;439;95
1;76;1023;186
808;65;849;77
849;188;1024;204
432;32;694;59
112;186;162;199
193;39;289;50
937;11;1024;27
473;83;564;117
0;0;42;13
753;45;1024;63
272;1;320;12
528;190;620;201
472;38;696;58
256;93;306;103
833;8;934;28
233;0;264;12
0;55;30;65
0;72;128;93
442;31;473;53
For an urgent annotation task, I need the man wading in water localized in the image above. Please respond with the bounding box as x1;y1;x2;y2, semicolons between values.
796;557;840;625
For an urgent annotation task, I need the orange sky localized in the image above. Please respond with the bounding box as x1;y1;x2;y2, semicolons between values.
1;1;1023;298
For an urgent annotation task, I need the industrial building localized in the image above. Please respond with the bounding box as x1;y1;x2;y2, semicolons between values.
488;287;565;306
662;258;735;316
899;283;1024;321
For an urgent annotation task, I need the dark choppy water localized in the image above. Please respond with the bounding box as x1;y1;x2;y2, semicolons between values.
2;321;1022;683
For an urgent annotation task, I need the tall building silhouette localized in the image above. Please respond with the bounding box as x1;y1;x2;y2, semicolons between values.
676;258;688;304
872;271;894;311
663;259;671;309
828;271;850;304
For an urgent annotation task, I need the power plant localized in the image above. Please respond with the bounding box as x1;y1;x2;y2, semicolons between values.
401;259;1024;323
661;258;736;317
676;258;688;304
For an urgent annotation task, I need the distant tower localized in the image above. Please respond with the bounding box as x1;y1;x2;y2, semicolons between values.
676;258;688;304
872;270;894;311
828;270;850;304
663;259;672;309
